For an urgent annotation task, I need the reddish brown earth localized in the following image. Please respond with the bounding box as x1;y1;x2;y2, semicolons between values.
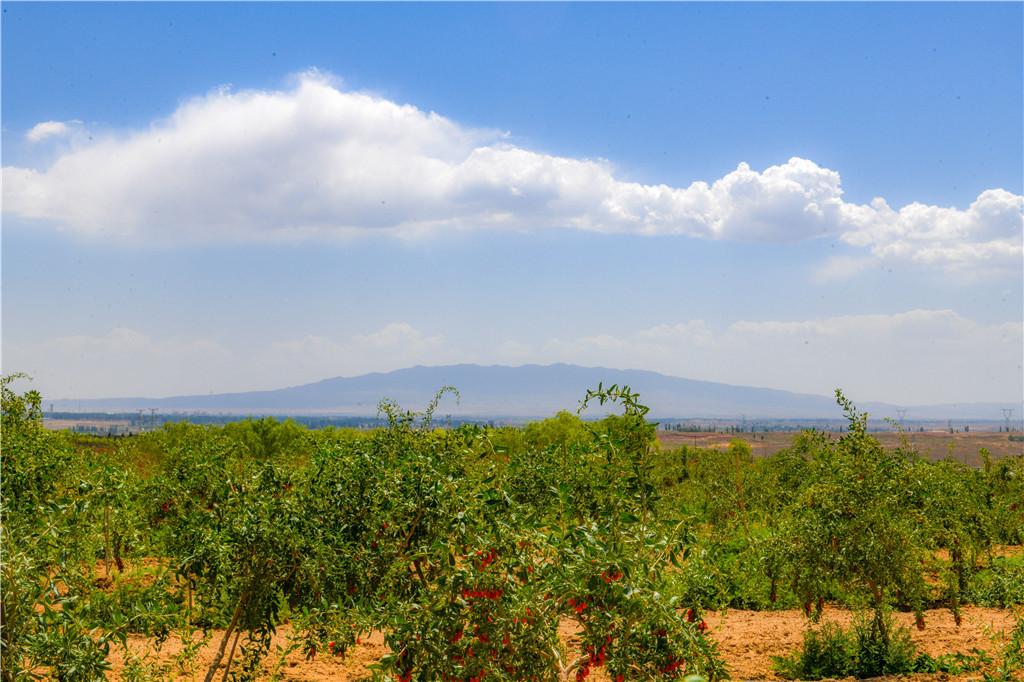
703;606;1019;681
106;606;1020;681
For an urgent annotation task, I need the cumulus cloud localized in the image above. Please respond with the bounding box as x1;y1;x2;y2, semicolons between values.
838;190;1023;274
3;71;1021;273
25;120;81;143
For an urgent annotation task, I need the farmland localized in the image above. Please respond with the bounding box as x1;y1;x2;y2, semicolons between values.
657;430;1024;467
3;379;1022;681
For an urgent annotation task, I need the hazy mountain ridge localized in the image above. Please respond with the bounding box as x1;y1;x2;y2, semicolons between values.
49;363;1018;420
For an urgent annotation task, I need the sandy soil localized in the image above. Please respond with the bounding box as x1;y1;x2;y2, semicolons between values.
704;606;1019;681
105;606;1020;681
107;627;390;681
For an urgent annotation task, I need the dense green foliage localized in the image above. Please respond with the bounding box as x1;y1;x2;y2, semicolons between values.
2;376;1022;681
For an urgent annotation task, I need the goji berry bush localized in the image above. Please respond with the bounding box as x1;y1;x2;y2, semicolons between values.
2;375;1021;681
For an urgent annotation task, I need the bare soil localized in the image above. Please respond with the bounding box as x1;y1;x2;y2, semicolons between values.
657;431;1023;466
704;606;1019;681
106;606;1020;681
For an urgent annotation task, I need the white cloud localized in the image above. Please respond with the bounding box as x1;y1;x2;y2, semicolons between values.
839;190;1023;274
508;310;1022;405
4;313;1020;405
2;71;1021;274
3;323;455;399
262;323;451;384
3;327;234;398
25;120;81;143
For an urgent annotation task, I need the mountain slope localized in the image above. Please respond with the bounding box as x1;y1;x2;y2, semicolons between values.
49;363;1017;420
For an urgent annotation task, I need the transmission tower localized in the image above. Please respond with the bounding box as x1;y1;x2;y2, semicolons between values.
896;409;907;429
1003;408;1014;433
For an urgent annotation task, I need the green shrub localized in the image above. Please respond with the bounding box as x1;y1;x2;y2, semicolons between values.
913;650;991;675
850;611;919;677
768;392;934;640
773;622;855;679
989;615;1024;681
967;559;1024;607
774;613;919;680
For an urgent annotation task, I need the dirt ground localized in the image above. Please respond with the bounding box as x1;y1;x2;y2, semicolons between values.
657;431;1023;466
106;606;1020;681
703;606;1019;681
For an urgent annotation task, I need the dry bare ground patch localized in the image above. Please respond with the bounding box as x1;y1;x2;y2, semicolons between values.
105;607;1019;681
657;431;1023;465
704;606;1019;681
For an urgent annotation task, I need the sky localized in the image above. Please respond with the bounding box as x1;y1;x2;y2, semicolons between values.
2;2;1022;408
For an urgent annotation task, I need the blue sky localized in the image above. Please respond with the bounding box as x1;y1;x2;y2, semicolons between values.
2;2;1022;407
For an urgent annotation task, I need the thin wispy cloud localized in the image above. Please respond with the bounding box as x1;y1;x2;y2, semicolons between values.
6;311;1020;405
502;310;1023;405
4;72;1020;276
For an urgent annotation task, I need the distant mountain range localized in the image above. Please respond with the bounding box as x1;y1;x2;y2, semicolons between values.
49;363;1018;421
